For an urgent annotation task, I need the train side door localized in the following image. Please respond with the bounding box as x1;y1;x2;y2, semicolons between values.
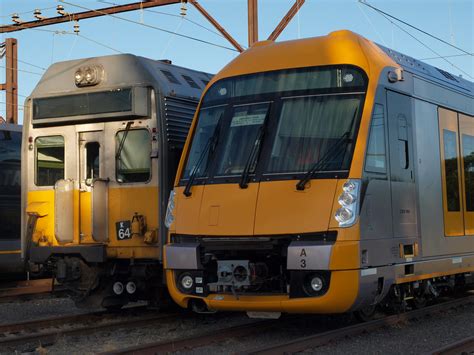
387;91;418;238
79;131;108;242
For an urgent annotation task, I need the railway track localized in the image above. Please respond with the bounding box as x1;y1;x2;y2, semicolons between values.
430;336;474;355
0;278;54;301
0;306;180;351
248;296;474;355
101;295;474;355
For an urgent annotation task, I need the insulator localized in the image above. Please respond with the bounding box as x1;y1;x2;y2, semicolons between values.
73;21;80;34
12;13;22;24
180;2;187;16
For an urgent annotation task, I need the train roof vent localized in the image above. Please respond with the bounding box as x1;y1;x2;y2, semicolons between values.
435;68;459;82
182;74;200;89
201;79;210;87
160;70;181;84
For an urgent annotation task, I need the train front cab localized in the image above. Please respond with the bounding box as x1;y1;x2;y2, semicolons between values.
164;30;474;315
22;55;210;308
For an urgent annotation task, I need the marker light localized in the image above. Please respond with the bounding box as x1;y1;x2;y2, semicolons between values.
164;189;176;228
335;179;361;227
181;275;194;290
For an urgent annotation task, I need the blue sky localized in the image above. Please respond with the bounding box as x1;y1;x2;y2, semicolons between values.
0;0;472;122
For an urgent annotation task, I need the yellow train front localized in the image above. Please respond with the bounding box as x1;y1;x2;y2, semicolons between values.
165;30;474;315
21;54;211;308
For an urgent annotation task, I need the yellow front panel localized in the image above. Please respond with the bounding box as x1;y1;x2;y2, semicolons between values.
198;183;259;235
438;108;465;236
254;180;337;235
27;190;59;246
79;191;92;241
107;186;158;247
175;185;205;235
459;114;474;235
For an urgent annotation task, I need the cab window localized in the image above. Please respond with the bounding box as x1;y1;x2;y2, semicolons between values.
35;136;65;186
115;129;151;183
365;104;387;173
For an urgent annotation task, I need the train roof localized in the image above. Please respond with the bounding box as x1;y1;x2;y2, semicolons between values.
28;54;213;101
209;30;472;101
377;44;473;96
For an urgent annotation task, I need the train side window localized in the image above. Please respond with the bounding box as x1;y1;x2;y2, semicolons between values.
398;114;409;169
35;136;65;186
462;133;474;212
443;129;461;211
115;129;151;183
365;104;386;173
86;142;100;180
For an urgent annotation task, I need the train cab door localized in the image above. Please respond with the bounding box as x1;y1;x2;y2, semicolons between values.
79;131;108;243
387;91;418;238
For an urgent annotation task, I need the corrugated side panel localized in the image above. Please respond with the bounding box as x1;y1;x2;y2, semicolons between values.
163;96;199;149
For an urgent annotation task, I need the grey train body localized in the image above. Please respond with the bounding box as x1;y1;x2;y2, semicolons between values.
352;45;474;310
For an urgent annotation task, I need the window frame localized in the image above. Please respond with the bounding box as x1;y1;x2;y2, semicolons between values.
34;135;66;187
114;128;152;184
365;103;388;175
179;65;368;186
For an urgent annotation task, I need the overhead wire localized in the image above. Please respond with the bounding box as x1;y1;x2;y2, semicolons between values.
0;5;57;19
31;28;123;54
96;0;227;39
359;0;472;57
0;65;43;76
59;0;239;52
360;1;473;79
356;1;387;46
421;53;474;61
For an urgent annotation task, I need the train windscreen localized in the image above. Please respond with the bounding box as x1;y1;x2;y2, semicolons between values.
182;66;367;181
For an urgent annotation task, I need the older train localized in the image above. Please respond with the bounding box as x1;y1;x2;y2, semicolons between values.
22;54;212;308
164;30;474;317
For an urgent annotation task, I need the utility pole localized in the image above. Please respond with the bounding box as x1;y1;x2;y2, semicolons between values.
0;38;18;124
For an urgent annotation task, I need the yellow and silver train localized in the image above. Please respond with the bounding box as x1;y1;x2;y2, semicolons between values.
22;54;211;308
164;30;474;316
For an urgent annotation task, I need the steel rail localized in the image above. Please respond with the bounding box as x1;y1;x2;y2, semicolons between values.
100;319;280;355
0;309;180;350
0;306;147;334
429;336;474;355
0;278;53;299
247;296;474;355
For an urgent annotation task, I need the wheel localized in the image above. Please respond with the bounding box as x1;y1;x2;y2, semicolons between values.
410;295;427;309
354;305;377;322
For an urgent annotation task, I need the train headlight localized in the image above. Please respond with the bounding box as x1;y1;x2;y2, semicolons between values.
335;179;360;227
335;207;353;223
180;275;194;290
164;190;176;228
74;65;103;87
338;192;356;207
310;276;324;292
74;71;84;85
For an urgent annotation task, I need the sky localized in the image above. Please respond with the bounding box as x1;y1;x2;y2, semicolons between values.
0;0;473;123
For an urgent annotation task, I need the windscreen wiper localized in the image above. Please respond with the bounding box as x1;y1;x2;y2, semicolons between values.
239;114;269;189
115;121;133;160
296;108;359;191
295;132;351;190
183;115;223;197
